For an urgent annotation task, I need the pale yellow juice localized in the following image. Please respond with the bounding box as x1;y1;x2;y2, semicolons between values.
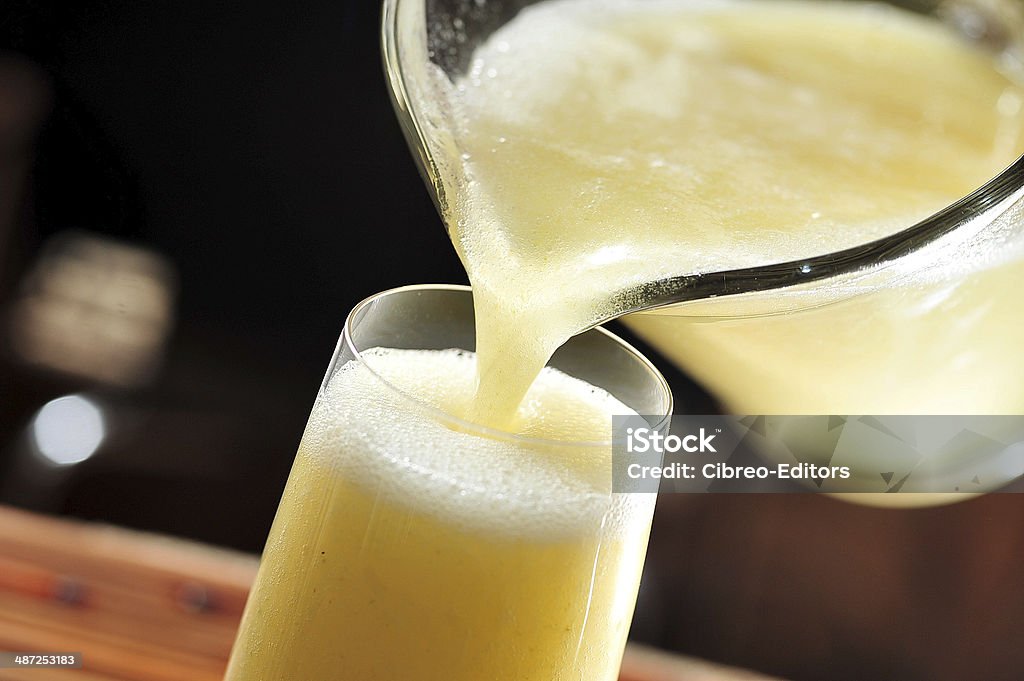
224;347;656;681
230;1;1024;676
411;0;1024;423
626;246;1024;415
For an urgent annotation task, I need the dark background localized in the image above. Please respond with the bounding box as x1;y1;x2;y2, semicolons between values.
0;0;486;549
2;3;1024;681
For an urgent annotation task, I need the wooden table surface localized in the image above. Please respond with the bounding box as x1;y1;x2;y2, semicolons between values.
0;505;778;681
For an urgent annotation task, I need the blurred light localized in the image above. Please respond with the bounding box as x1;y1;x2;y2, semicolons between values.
31;395;106;466
7;231;177;387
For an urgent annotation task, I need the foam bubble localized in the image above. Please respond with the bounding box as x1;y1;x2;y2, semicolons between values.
301;347;654;539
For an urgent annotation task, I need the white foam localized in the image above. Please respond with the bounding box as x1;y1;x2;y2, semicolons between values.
301;347;654;539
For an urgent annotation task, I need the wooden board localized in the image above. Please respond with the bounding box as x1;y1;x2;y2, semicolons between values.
0;505;256;681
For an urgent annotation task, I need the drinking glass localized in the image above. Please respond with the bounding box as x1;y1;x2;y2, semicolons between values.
224;284;672;681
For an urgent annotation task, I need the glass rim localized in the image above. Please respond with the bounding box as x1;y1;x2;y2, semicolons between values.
381;0;1024;315
341;283;673;448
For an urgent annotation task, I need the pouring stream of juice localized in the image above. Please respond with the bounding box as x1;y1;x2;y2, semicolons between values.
399;0;1024;427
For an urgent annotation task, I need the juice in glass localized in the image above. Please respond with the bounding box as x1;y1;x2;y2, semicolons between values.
224;286;672;680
